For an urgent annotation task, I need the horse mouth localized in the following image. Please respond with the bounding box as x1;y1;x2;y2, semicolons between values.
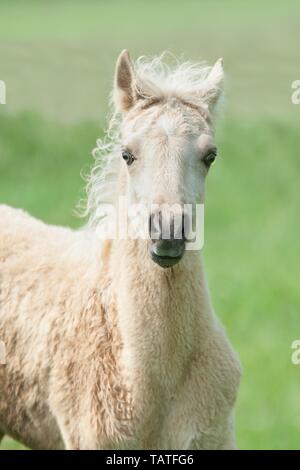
149;241;185;268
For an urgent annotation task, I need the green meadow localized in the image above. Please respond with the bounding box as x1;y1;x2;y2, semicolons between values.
0;0;300;450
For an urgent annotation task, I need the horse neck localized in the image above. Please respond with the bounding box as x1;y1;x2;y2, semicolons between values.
107;238;214;384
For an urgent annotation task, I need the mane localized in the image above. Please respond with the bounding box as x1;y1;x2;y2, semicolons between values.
82;53;213;230
134;53;212;106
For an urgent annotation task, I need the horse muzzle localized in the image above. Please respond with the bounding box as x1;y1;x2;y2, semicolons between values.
149;239;185;268
148;208;188;268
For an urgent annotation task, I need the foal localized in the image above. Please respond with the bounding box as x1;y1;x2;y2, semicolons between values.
0;51;241;449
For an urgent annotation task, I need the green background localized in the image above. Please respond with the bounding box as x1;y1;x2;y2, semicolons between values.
0;0;299;450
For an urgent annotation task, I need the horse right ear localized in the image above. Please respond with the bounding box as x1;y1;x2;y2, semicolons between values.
201;58;224;112
114;50;137;112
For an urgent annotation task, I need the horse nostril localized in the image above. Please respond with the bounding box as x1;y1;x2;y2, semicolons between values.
181;221;185;241
181;212;190;242
149;212;162;241
172;212;189;241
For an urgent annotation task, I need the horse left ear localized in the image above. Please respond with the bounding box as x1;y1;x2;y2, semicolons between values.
114;49;136;112
201;58;224;111
114;50;152;113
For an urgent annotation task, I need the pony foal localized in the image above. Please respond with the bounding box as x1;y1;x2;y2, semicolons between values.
0;51;241;449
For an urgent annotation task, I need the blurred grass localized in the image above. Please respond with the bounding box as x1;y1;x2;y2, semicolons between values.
0;0;299;123
1;437;25;450
0;112;98;226
1;0;300;450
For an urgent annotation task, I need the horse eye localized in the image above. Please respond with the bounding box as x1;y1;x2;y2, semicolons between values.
203;149;217;168
122;149;135;166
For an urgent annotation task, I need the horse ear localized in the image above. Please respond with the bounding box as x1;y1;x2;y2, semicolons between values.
201;58;224;111
114;50;137;112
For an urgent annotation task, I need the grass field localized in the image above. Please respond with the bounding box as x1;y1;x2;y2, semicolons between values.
0;0;300;450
